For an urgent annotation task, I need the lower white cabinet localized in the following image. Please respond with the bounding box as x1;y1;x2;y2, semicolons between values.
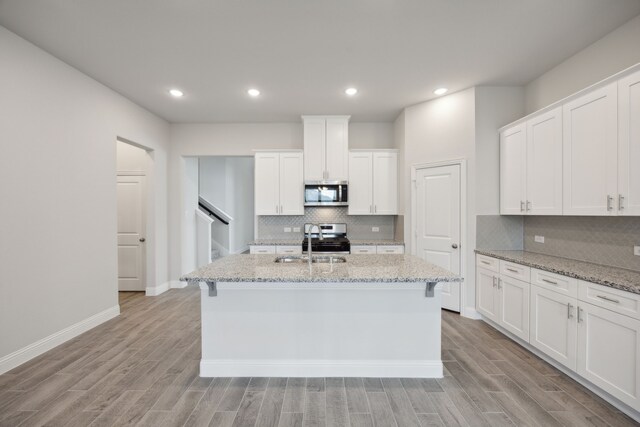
350;245;404;254
530;284;577;370
351;245;376;254
476;265;530;341
276;245;302;255
249;245;276;254
577;301;640;410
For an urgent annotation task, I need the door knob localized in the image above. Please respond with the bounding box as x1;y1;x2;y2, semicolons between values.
139;238;146;242
451;243;458;249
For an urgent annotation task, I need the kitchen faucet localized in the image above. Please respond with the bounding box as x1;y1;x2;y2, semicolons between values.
307;223;323;267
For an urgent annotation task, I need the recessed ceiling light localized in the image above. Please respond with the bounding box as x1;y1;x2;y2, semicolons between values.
433;87;448;96
169;89;184;97
345;87;358;96
248;88;260;97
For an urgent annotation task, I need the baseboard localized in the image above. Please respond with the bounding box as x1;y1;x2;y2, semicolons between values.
480;316;640;422
0;305;120;375
200;359;443;378
146;281;170;296
170;280;187;289
461;306;482;320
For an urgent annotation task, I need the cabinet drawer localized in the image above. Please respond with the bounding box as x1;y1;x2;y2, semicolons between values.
276;246;302;255
249;245;276;254
476;255;499;273
531;268;578;298
500;260;531;282
351;245;376;254
578;281;640;320
376;245;404;254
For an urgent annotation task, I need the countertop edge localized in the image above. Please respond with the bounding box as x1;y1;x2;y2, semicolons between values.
475;249;640;295
249;240;405;246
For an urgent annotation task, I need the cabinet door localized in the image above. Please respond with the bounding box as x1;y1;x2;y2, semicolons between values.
500;123;527;214
348;152;373;215
498;276;530;341
372;152;398;214
577;302;640;410
279;152;304;215
325;118;349;181
254;152;280;215
526;107;563;215
476;267;499;323
303;117;326;181
618;69;640;216
563;83;618;215
530;285;577;370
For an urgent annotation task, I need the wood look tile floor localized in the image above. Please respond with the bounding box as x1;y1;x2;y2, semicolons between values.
0;287;637;427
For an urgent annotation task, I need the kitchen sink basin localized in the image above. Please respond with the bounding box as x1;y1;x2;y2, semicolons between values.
274;256;347;264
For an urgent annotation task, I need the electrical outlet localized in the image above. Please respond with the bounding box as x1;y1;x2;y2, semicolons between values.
284;227;291;233
534;235;545;243
293;227;301;232
372;227;380;232
634;246;640;256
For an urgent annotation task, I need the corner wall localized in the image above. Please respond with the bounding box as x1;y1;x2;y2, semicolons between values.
0;26;170;372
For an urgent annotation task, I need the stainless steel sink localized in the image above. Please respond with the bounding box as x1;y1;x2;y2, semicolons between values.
274;256;347;264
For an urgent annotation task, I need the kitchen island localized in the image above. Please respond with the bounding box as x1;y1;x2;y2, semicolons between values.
181;254;461;378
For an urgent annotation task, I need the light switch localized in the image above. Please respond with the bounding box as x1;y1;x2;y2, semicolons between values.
634;246;640;256
293;227;301;232
534;235;545;243
372;227;380;232
284;227;291;233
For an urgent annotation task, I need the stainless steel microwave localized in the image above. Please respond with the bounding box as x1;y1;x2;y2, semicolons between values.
304;181;348;206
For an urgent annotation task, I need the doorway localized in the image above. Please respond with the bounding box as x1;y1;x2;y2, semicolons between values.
116;140;150;292
412;161;464;312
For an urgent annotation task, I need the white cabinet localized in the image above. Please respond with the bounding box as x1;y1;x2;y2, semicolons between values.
376;245;404;254
302;115;349;181
499;275;530;341
618;69;640;216
276;245;302;255
348;150;398;215
526;108;563;215
500;108;562;215
476;267;500;323
254;151;304;216
350;245;376;254
530;284;577;370
249;245;276;254
563;82;618;215
500;123;527;214
577;301;640;409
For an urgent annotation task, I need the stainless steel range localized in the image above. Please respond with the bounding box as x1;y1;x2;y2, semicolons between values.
302;223;350;254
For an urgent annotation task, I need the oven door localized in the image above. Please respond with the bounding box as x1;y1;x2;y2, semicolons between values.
304;182;348;206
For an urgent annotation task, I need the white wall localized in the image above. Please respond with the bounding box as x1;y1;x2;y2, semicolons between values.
0;26;169;371
525;14;640;113
199;157;227;209
349;123;394;149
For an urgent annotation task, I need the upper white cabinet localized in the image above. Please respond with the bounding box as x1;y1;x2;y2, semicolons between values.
500;123;527;214
348;150;398;215
618;69;640;216
302;115;349;182
500;108;562;215
563;83;618;215
254;151;304;216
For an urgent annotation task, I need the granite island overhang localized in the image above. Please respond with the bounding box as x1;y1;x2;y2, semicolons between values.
181;254;462;378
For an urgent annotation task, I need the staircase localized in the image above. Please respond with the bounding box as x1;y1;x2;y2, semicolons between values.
211;249;221;261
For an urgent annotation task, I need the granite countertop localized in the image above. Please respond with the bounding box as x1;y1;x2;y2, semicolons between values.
350;240;405;246
250;239;404;246
249;239;301;246
475;249;640;295
181;254;461;284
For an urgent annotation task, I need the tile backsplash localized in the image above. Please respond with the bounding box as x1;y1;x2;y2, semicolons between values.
476;215;524;250
524;216;640;272
257;207;396;240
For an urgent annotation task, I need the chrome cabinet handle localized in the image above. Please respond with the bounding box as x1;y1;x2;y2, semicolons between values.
577;307;583;323
481;260;491;265
139;237;146;242
492;276;497;288
497;278;502;290
520;201;525;212
607;195;614;211
596;295;620;304
451;244;458;249
506;268;519;273
542;278;558;285
374;205;377;213
619;194;625;211
567;303;573;319
526;201;532;211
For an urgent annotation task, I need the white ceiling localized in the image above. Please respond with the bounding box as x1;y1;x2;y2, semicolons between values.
1;1;639;123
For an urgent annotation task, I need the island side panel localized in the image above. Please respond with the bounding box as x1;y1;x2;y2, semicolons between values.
199;282;443;378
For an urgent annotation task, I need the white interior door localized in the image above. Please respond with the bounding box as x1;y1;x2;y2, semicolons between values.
117;175;146;291
415;164;461;312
